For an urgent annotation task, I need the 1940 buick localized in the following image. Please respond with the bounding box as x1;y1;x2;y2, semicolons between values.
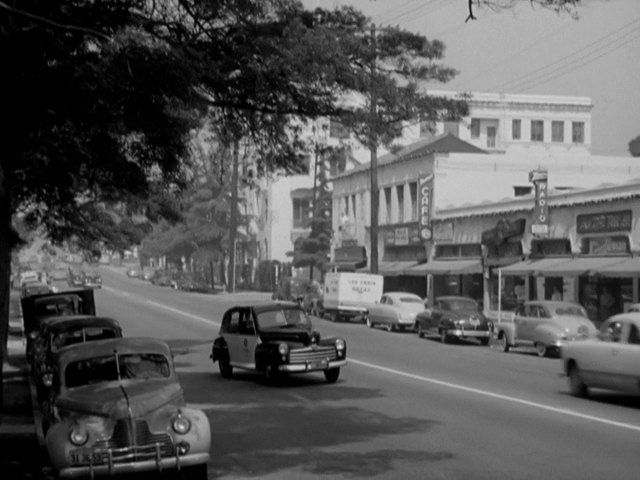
43;337;210;479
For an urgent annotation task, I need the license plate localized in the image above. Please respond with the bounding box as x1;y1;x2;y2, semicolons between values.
310;360;328;369
70;449;103;465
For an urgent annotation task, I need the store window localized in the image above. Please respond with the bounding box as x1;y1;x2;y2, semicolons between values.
531;120;544;142
292;197;311;228
552;121;564;142
579;278;627;326
512;119;521;140
489;274;526;311
572;121;585;143
470;118;480;139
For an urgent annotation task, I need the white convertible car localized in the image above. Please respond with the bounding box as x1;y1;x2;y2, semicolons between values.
561;312;640;397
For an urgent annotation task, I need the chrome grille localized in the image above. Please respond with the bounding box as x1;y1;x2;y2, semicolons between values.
91;419;175;463
289;346;337;364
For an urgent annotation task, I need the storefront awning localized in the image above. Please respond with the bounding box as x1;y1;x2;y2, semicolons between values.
499;257;572;276
576;257;636;278
403;258;482;276
377;261;420;276
540;256;629;277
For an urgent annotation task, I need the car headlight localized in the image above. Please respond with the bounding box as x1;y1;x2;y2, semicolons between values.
171;414;192;435
69;425;89;446
278;343;289;356
335;338;345;354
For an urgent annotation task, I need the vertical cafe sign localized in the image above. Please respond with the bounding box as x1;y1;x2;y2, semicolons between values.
529;168;549;236
419;174;434;240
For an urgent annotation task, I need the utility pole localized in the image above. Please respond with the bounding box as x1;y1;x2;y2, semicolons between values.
369;23;379;275
227;139;239;293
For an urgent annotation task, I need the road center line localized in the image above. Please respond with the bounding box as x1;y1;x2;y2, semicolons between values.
105;292;640;434
145;300;220;327
350;358;640;433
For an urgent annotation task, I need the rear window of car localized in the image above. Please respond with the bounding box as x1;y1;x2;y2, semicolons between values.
445;299;478;311
400;296;422;304
553;306;587;317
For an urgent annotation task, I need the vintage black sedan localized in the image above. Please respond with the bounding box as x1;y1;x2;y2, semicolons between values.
211;302;347;383
415;295;493;345
43;338;210;479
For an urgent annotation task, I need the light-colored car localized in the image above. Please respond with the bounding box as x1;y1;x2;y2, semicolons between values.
366;292;426;332
561;312;640;397
43;338;210;479
496;300;597;357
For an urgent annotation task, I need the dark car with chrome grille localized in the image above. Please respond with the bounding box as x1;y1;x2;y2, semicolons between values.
211;302;347;383
415;295;493;345
42;337;210;479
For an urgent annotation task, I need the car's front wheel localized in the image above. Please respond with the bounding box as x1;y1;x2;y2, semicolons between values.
535;342;548;358
568;363;588;397
324;367;340;384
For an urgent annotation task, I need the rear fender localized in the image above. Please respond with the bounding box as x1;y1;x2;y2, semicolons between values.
533;325;562;345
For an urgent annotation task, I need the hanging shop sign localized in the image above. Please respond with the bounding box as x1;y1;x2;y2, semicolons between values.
419;174;434;240
529;169;549;236
381;224;422;246
576;210;632;234
433;221;454;242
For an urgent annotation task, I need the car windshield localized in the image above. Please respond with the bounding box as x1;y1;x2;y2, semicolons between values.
65;352;170;388
443;299;478;311
552;305;588;317
258;308;311;329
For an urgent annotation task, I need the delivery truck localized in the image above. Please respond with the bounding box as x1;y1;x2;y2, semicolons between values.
319;272;384;322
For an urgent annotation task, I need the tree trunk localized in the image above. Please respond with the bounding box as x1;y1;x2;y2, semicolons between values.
0;161;12;410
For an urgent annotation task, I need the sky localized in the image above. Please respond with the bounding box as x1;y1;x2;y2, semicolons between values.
303;0;640;156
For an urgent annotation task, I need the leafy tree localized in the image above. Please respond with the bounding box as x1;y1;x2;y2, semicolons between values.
463;1;582;22
629;135;640;157
291;146;335;280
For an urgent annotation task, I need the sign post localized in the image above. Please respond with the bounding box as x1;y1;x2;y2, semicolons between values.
529;169;549;237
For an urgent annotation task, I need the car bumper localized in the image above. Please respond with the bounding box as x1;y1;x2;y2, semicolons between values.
279;359;347;373
57;452;209;478
446;329;491;338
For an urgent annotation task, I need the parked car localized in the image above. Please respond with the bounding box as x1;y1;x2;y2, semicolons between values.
150;270;175;287
415;296;493;345
125;265;141;278
561;312;640;397
496;300;597;357
141;267;157;281
67;268;85;288
211;302;347;383
30;315;122;401
42;338;210;479
175;273;215;293
366;292;425;332
21;282;52;298
21;289;96;362
82;270;102;288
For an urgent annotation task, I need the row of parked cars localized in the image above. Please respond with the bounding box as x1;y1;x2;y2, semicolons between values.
20;286;211;479
126;265;218;293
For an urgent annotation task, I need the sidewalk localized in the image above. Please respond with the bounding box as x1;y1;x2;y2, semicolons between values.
1;333;47;479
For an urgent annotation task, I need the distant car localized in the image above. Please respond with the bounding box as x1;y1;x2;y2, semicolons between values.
176;273;214;293
30;315;122;401
496;300;597;357
67;268;85;288
50;267;69;282
211;302;347;383
82;270;102;288
561;312;640;397
125;265;141;278
21;282;52;298
42;338;210;479
19;270;40;287
365;292;425;332
151;270;175;287
415;296;492;345
141;267;157;281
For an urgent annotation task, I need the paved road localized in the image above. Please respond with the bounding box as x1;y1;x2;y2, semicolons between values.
95;267;640;479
